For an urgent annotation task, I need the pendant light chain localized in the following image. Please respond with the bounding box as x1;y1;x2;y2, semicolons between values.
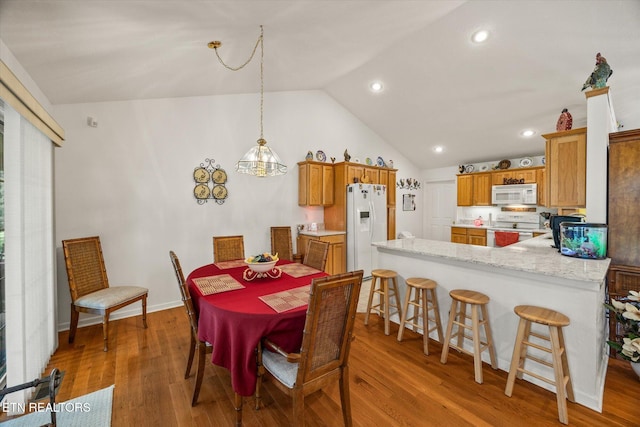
211;26;265;140
208;25;286;177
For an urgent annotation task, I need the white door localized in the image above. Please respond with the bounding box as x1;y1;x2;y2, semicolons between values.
424;181;456;241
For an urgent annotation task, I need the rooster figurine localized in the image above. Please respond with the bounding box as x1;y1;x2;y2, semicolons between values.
581;52;612;91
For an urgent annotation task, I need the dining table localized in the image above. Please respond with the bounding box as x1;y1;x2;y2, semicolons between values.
186;258;327;397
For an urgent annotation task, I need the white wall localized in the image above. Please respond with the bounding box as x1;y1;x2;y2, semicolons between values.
52;90;421;330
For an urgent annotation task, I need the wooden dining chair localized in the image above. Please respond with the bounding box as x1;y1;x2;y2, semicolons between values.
302;239;329;271
270;226;295;261
62;236;148;352
253;270;364;426
212;235;245;263
169;250;213;406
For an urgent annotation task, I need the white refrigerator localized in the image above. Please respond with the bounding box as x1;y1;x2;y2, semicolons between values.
346;183;387;279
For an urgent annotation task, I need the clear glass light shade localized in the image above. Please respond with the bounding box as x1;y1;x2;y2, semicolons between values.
235;138;287;177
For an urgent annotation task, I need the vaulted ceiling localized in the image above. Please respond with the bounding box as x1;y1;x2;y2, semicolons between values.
1;0;639;169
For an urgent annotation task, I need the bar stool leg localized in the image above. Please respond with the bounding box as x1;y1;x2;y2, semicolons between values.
480;304;498;370
558;328;575;402
420;288;430;354
550;326;571;425
397;284;413;342
429;288;444;343
456;302;467;350
471;305;483;383
390;276;402;328
440;299;458;364
382;278;391;335
364;276;378;326
505;318;528;396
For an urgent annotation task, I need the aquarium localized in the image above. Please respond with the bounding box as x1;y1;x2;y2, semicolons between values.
559;223;607;259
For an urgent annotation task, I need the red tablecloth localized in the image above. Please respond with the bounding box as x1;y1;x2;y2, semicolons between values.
186;259;327;396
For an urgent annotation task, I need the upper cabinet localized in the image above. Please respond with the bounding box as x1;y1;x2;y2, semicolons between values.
457;167;543;206
298;161;334;206
542;127;587;208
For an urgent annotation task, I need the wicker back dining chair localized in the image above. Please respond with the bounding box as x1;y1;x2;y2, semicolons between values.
270;226;294;261
62;236;148;352
302;239;330;272
254;270;364;426
169;251;213;406
212;235;245;263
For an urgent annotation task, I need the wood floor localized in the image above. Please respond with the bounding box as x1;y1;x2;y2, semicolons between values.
19;307;638;426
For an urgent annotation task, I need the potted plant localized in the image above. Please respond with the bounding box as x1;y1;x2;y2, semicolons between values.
605;290;640;378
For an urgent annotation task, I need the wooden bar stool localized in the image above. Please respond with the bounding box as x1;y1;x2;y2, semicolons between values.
364;269;402;335
440;289;497;384
505;305;575;425
397;277;443;355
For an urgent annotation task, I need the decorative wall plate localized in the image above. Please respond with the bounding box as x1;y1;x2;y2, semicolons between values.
193;167;210;183
376;156;385;167
212;185;228;200
366;157;373;166
480;165;489;171
465;165;475;173
193;158;227;205
194;184;211;199
212;169;228;184
316;150;326;162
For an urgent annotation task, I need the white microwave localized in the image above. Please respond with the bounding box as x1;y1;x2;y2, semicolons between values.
491;184;537;205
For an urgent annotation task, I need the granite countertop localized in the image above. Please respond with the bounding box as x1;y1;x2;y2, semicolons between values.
452;223;550;233
299;230;346;237
372;234;610;284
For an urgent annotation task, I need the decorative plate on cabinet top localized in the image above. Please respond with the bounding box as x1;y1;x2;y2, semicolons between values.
353;157;361;163
519;157;532;167
465;165;475;173
498;159;511;169
365;157;373;166
376;156;385;167
316;150;326;162
480;165;489;171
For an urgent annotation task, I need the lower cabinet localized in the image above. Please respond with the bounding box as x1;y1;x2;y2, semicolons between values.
296;233;346;275
451;227;487;246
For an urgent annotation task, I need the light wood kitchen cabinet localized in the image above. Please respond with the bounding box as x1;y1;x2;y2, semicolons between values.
450;227;486;246
363;166;379;184
492;168;539;185
472;173;492;206
451;227;468;244
536;168;546;206
298;161;334;206
325;162;397;234
543;127;587;208
457;173;491;206
457;175;473;206
296;233;346;275
387;207;396;240
387;170;396;206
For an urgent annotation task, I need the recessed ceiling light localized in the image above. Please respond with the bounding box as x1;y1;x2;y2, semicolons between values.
521;129;535;137
369;81;384;92
433;146;444;153
471;30;489;43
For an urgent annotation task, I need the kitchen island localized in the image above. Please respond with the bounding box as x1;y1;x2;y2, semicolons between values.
372;234;610;412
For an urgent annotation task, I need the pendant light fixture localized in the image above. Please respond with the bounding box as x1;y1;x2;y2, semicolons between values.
208;26;287;177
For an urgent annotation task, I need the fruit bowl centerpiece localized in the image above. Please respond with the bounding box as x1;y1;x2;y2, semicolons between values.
243;253;281;280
